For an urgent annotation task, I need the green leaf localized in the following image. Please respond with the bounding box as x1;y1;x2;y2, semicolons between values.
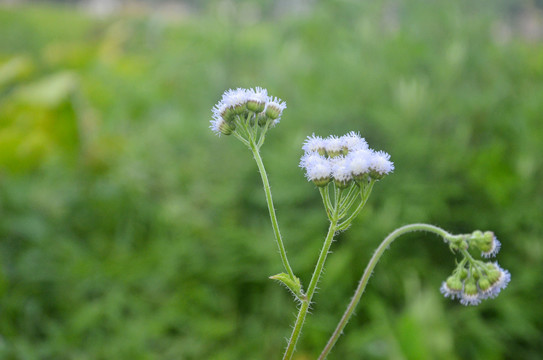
269;273;303;299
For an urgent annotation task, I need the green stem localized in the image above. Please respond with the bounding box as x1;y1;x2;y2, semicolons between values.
337;180;375;230
338;185;361;218
233;131;250;147
319;187;332;219
250;143;295;281
283;209;340;360
318;223;454;359
257;120;270;147
339;183;358;209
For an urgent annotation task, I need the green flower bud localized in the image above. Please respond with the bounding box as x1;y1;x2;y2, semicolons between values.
353;173;369;183
464;278;478;297
233;102;246;115
334;178;352;189
446;276;463;292
220;106;236;123
265;104;282;119
219;120;236;135
313;177;331;187
460;278;482;305
247;99;265;113
487;268;501;284
478;278;491;292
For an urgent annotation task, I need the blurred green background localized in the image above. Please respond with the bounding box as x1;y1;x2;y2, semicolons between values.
1;0;542;359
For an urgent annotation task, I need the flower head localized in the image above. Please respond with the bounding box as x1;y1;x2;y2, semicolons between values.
441;260;510;306
369;150;394;178
210;116;235;136
222;88;248;108
300;152;331;187
303;134;327;155
324;136;344;157
440;274;463;299
340;131;369;152
460;279;482;306
331;156;353;188
247;87;268;113
210;87;286;138
265;96;287;122
300;131;394;185
482;262;511;299
347;149;373;180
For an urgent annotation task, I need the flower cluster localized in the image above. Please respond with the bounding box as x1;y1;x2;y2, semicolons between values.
440;230;509;306
300;132;394;188
440;261;511;306
469;230;502;258
210;87;286;136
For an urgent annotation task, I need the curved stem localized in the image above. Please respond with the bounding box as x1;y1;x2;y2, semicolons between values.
318;223;454;359
250;143;295;281
283;217;339;360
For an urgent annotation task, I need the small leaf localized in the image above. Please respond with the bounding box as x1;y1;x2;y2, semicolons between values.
269;273;302;298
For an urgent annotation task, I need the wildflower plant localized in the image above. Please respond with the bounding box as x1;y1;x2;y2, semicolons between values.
210;87;510;359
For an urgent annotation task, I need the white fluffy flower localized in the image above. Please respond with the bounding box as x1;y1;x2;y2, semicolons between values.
302;134;326;154
332;156;352;184
369;150;394;176
340;131;369;152
347;149;373;177
246;87;268;112
211;100;228;119
265;96;287;123
222;88;248;107
247;87;268;103
210;117;223;135
300;152;331;185
324;136;344;156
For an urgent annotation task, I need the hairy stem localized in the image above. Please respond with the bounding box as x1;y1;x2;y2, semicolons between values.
283;207;340;360
318;223;454;359
250;143;296;281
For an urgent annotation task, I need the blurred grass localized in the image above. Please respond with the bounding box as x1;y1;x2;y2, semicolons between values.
1;0;542;359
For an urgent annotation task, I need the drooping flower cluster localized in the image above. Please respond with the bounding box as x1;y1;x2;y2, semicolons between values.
300;132;394;187
440;261;511;306
210;87;286;136
441;231;510;306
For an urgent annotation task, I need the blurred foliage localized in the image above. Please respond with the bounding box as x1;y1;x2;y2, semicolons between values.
1;0;542;359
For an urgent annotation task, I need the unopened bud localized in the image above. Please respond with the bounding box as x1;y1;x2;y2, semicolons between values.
233;102;247;115
478;278;491;292
247;99;265;113
265;103;283;119
446;276;463;292
334;178;352;189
